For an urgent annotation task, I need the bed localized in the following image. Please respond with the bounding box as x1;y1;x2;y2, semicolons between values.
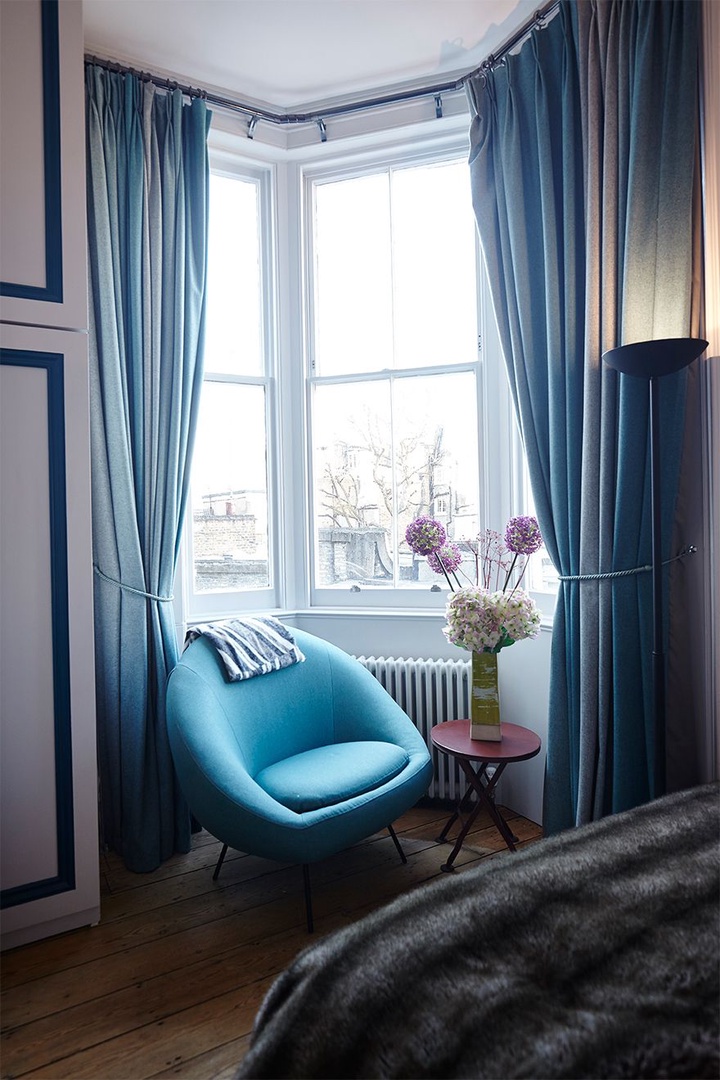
237;782;719;1079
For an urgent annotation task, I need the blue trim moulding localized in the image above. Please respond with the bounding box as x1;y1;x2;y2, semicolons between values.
0;349;75;909
0;0;63;304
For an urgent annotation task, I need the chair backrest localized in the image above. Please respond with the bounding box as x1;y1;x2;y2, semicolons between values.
169;630;427;781
168;629;343;775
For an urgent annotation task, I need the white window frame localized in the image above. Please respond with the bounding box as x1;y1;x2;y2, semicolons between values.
301;138;521;611
180;150;282;621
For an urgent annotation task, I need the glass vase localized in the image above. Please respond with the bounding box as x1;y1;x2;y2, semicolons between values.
470;650;502;741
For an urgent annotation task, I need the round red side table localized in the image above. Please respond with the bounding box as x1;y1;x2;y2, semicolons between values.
431;719;541;870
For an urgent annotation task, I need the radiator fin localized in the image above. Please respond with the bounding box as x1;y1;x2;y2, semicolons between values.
355;655;470;801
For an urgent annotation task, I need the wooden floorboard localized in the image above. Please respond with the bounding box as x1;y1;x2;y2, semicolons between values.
1;804;542;1079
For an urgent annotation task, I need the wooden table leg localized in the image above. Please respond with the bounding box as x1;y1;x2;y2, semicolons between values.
479;762;519;846
440;760;518;871
435;764;487;844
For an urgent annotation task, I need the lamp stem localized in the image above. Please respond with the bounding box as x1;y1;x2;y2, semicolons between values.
649;375;666;797
602;337;708;803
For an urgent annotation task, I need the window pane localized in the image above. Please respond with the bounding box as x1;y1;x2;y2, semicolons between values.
205;174;263;376
394;373;480;586
311;372;479;588
521;460;559;594
191;382;270;592
313;173;393;375
312;162;478;378
312;381;391;586
391;163;478;369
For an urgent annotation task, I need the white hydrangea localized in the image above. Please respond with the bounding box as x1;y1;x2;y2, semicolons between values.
442;586;541;653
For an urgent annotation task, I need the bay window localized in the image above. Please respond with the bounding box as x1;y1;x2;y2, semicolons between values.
180;127;552;627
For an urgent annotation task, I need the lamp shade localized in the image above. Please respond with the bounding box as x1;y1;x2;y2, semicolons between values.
602;337;708;379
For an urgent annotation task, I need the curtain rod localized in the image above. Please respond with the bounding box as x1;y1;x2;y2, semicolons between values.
85;0;559;137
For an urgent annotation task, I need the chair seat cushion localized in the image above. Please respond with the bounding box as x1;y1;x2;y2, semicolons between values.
256;741;410;813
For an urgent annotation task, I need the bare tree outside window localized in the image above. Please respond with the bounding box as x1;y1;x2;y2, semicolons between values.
313;374;479;587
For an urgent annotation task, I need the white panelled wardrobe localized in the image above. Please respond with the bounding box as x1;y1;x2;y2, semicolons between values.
0;0;100;948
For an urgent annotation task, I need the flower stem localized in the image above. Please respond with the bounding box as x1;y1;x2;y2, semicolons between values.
437;555;455;592
508;557;529;598
503;553;518;592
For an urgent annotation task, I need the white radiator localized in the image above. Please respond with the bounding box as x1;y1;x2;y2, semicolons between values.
355;655;471;801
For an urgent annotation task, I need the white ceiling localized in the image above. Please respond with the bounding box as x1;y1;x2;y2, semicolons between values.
82;0;537;111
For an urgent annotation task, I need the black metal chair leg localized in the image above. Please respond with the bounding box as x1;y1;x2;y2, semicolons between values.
212;843;228;881
387;823;407;864
302;864;314;933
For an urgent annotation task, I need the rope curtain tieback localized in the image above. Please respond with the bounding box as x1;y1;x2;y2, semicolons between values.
557;546;697;583
93;564;174;603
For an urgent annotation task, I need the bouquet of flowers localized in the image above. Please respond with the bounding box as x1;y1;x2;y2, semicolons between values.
405;515;543;654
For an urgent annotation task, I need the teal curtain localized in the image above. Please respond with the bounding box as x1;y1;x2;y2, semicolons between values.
468;0;700;832
86;67;210;871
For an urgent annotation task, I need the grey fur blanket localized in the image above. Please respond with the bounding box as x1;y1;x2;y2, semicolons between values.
238;783;719;1079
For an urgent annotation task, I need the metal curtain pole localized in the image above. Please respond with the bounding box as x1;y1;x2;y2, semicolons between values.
603;337;708;797
84;0;561;136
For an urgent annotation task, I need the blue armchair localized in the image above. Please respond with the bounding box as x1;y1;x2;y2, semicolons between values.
166;628;433;929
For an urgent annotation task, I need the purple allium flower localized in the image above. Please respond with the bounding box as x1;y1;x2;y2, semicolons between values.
504;515;543;555
405;516;446;555
427;542;463;575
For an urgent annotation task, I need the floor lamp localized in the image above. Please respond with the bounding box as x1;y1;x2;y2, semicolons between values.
602;337;708;797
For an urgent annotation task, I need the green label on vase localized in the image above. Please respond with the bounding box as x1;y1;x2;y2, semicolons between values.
471;651;501;740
